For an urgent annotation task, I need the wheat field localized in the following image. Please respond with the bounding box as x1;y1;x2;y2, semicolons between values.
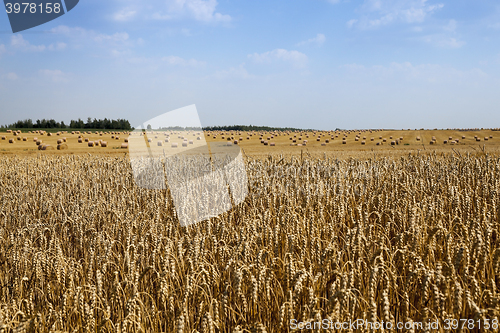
0;151;499;332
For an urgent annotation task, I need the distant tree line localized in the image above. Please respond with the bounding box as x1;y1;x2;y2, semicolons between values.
202;125;318;132
155;126;203;131
2;117;133;130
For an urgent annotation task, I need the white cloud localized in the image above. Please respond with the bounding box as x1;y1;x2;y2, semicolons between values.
94;32;129;43
444;19;457;32
50;25;87;36
51;25;130;44
342;61;486;84
296;33;326;46
326;0;341;3
11;35;46;52
39;69;69;83
248;49;308;68
0;44;5;55
422;35;465;48
215;65;254;79
489;22;500;30
420;20;465;49
50;26;135;57
346;19;358;28
5;73;18;80
350;0;444;29
48;42;67;51
162;56;206;67
152;0;231;23
113;8;137;22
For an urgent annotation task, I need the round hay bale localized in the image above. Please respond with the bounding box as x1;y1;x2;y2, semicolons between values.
41;145;54;150
234;140;239;145
325;139;329;143
269;142;275;146
1;136;5;140
36;140;42;145
88;141;94;147
33;137;38;142
263;141;268;145
171;143;178;148
84;138;89;142
416;136;421;141
22;137;27;141
383;138;387;142
57;139;63;144
321;143;326;146
189;140;194;144
116;136;120;140
47;133;52;136
78;138;83;143
391;141;396;145
121;143;128;148
16;136;21;140
157;141;163;146
443;140;448;144
57;144;68;150
476;137;481;142
124;138;128;143
164;138;169;142
361;141;366;145
9;138;14;143
182;141;188;147
101;141;108;147
147;138;152;143
484;137;489;141
371;138;374;141
342;140;346;144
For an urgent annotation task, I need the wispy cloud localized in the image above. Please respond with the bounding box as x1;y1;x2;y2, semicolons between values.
342;61;486;83
149;0;231;23
348;0;444;29
420;20;465;49
4;73;18;80
113;7;137;22
215;65;255;79
296;33;326;47
162;56;206;67
39;69;69;83
248;49;308;68
11;35;46;52
94;32;130;43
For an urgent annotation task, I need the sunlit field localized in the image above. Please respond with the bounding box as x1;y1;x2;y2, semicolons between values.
0;129;499;332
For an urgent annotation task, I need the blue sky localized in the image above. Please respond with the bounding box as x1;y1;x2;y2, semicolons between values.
1;0;500;130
